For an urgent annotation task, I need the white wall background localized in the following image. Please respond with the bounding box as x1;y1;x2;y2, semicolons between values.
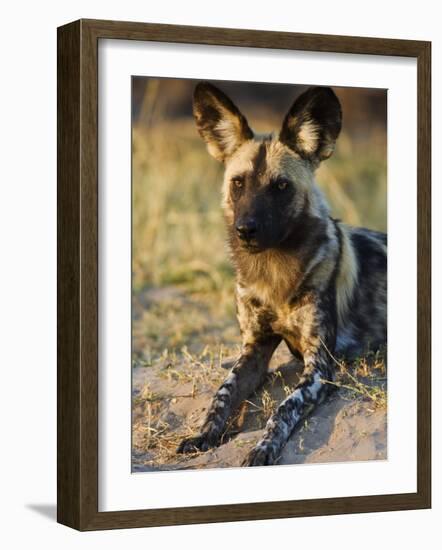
0;0;439;547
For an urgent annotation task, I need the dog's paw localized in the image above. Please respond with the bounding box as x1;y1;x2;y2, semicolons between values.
176;433;218;454
242;443;277;467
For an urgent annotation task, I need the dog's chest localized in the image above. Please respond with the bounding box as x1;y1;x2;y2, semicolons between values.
239;283;316;348
270;301;316;343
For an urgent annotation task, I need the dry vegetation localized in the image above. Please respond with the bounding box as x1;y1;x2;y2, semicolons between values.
131;79;388;471
132;345;387;470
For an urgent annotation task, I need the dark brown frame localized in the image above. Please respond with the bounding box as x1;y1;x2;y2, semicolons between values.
57;18;431;531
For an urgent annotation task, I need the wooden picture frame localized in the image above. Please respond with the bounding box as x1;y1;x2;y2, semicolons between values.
57;18;431;531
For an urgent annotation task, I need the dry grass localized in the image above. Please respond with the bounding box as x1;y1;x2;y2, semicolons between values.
320;340;387;410
132;345;237;467
132;344;387;470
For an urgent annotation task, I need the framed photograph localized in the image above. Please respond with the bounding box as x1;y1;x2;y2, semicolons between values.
57;19;431;530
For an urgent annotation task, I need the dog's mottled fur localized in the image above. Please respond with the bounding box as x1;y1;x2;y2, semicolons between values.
177;82;387;466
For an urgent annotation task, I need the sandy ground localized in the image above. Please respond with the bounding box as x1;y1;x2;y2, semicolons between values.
132;338;387;472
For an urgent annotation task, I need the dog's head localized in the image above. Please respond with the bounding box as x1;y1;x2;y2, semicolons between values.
193;82;342;253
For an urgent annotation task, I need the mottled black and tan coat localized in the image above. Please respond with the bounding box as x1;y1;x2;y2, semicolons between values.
177;82;387;466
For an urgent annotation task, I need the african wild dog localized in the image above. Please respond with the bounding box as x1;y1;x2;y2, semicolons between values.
177;82;387;466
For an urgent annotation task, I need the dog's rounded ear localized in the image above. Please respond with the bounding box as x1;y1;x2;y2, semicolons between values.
279;87;342;165
193;82;253;162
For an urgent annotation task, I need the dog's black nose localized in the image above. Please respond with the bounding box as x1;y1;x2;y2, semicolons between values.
236;218;257;241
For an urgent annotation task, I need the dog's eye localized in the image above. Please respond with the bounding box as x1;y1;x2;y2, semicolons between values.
232;178;244;189
275;178;290;190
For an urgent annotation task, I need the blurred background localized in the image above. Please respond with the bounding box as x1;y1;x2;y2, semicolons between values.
132;77;387;364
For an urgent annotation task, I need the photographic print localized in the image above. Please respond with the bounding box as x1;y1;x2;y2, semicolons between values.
131;77;388;472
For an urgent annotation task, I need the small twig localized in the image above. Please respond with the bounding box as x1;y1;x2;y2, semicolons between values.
318;336;345;369
321;379;377;401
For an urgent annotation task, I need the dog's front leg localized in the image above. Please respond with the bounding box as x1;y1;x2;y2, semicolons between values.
177;336;280;454
243;338;334;467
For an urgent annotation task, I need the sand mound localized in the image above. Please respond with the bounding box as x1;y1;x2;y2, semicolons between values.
132;343;387;472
